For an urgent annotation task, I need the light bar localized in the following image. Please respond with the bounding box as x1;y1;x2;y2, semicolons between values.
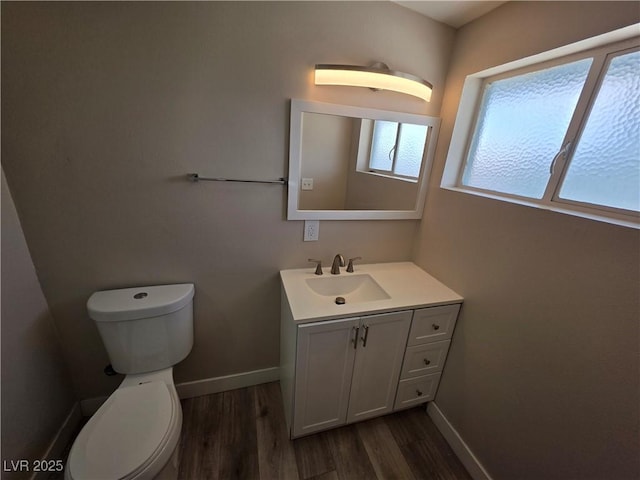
315;63;432;102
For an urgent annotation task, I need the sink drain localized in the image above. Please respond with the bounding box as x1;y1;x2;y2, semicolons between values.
335;296;346;305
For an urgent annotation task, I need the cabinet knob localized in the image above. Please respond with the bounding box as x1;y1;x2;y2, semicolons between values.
432;323;440;330
423;358;431;366
416;389;423;397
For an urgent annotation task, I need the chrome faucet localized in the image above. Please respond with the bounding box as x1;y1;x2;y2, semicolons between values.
331;254;345;275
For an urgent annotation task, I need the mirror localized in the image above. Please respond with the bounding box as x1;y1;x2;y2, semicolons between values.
287;99;440;220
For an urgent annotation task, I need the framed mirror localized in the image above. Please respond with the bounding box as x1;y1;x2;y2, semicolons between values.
287;99;440;220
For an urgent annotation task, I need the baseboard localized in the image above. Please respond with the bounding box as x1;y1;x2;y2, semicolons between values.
176;366;280;399
80;366;280;415
31;403;83;480
427;402;493;480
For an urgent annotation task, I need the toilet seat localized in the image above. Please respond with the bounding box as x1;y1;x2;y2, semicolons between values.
67;380;180;480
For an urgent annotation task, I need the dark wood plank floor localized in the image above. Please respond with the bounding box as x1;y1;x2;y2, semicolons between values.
178;382;472;480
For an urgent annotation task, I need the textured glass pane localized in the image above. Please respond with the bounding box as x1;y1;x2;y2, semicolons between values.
559;51;640;212
370;120;397;171
463;58;593;198
395;123;428;178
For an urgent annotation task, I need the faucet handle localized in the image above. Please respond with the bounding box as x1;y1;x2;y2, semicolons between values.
346;257;362;273
308;258;323;275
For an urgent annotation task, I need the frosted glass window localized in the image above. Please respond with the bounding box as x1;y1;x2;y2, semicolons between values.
462;58;592;198
448;37;640;224
370;121;397;171
395;124;428;178
559;50;640;212
369;121;427;179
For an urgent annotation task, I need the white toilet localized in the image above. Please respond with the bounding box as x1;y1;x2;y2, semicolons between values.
65;283;195;480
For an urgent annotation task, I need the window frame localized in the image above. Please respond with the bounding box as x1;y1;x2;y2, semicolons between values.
551;45;640;215
367;121;425;181
442;26;640;229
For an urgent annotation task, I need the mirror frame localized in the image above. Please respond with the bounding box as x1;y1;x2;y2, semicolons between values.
287;99;440;220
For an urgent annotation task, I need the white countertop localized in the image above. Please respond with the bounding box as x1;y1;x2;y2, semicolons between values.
280;262;463;323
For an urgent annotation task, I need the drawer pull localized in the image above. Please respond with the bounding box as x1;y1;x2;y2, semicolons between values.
352;326;359;349
423;358;431;366
361;324;370;347
432;323;440;330
416;389;423;397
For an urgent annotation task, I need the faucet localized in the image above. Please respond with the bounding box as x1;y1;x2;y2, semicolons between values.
331;254;345;275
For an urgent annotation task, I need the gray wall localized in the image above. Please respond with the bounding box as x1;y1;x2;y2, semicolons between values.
1;169;76;478
298;113;351;210
415;2;639;479
1;2;454;400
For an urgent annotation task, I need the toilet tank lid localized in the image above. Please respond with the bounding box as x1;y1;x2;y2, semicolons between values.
88;283;194;322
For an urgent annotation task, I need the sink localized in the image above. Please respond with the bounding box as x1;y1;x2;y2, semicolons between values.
305;274;391;303
281;262;464;322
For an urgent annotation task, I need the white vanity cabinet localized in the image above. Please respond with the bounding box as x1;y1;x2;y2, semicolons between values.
281;302;461;438
292;311;412;438
279;262;464;439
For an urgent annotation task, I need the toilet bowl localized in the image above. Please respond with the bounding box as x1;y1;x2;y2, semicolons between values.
65;284;194;480
66;368;181;480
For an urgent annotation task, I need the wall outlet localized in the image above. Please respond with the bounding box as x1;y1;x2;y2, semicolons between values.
303;220;319;241
301;178;314;191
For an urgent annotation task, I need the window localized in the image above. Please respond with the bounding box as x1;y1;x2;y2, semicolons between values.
558;50;639;211
368;120;428;180
444;33;640;227
463;58;593;198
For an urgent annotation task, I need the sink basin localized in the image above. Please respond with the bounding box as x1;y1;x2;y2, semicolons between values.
305;274;391;303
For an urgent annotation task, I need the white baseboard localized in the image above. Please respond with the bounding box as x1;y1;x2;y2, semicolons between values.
80;366;280;415
31;403;83;480
176;366;280;399
427;402;493;480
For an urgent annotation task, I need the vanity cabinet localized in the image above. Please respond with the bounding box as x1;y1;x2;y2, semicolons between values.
279;262;464;439
281;302;460;438
293;311;411;438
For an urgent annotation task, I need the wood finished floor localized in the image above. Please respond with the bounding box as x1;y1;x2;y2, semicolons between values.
178;382;472;480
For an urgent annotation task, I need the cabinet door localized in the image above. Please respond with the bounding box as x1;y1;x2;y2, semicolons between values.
293;317;359;438
346;311;412;424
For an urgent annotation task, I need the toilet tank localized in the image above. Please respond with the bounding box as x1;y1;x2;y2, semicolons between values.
87;284;194;374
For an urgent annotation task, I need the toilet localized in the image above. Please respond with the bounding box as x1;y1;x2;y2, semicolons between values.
65;283;195;480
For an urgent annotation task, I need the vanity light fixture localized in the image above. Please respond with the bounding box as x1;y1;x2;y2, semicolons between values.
314;62;433;102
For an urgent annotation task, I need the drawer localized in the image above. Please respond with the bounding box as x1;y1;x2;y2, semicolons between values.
407;304;460;346
400;340;450;379
394;373;441;410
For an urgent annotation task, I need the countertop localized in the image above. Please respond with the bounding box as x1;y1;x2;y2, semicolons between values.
280;262;463;323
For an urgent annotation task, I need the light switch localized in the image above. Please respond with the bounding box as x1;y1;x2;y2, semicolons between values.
301;178;314;191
